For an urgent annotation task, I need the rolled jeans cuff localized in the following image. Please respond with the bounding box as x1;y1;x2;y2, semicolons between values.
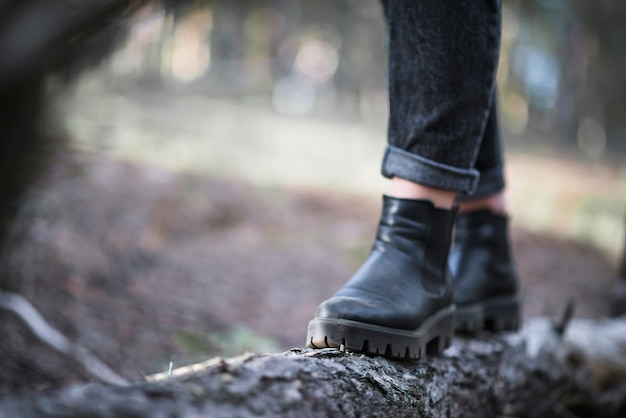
455;163;506;202
381;146;480;194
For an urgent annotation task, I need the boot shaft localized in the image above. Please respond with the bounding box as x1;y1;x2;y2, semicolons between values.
376;196;457;287
451;209;518;304
453;209;513;262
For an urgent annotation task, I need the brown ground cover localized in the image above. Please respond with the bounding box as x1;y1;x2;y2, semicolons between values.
0;154;617;393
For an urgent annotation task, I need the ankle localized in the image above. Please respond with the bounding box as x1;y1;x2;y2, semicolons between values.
458;192;507;215
389;177;456;209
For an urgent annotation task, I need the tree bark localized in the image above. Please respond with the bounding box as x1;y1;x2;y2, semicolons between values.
0;317;625;418
618;213;626;279
610;213;626;315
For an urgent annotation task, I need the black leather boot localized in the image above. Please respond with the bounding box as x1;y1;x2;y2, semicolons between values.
306;196;457;359
450;210;521;334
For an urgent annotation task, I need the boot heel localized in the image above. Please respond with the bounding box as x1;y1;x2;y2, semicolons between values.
456;296;521;334
425;309;455;355
455;305;484;334
483;296;521;332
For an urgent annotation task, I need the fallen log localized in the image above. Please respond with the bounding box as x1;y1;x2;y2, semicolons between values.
0;317;625;418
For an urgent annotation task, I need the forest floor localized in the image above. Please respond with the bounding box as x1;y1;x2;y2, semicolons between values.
0;152;619;394
1;88;625;394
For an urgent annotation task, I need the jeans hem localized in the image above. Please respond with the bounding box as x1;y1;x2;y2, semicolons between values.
455;164;505;202
381;146;480;194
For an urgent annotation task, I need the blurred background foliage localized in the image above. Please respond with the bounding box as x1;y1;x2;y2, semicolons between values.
93;0;626;156
62;0;626;256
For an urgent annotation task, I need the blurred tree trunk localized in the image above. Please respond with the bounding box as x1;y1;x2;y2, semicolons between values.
610;213;626;316
617;217;626;281
569;0;626;152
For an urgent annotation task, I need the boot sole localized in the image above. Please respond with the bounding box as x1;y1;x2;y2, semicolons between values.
306;305;456;360
455;295;521;334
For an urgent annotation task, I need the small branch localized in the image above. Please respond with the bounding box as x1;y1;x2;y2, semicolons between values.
553;298;576;336
0;290;128;386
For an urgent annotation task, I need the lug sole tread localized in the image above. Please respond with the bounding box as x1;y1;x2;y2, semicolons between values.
306;306;455;360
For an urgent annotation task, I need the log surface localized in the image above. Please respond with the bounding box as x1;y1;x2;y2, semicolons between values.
1;317;625;418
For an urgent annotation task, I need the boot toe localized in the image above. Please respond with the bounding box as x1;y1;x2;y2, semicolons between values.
315;295;382;322
314;290;432;330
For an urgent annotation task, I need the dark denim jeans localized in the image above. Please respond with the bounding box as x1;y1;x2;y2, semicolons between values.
379;0;504;199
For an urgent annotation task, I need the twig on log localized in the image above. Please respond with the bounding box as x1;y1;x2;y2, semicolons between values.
553;298;576;336
0;290;128;386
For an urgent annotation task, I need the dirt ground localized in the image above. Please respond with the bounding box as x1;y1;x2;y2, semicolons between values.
0;153;619;394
